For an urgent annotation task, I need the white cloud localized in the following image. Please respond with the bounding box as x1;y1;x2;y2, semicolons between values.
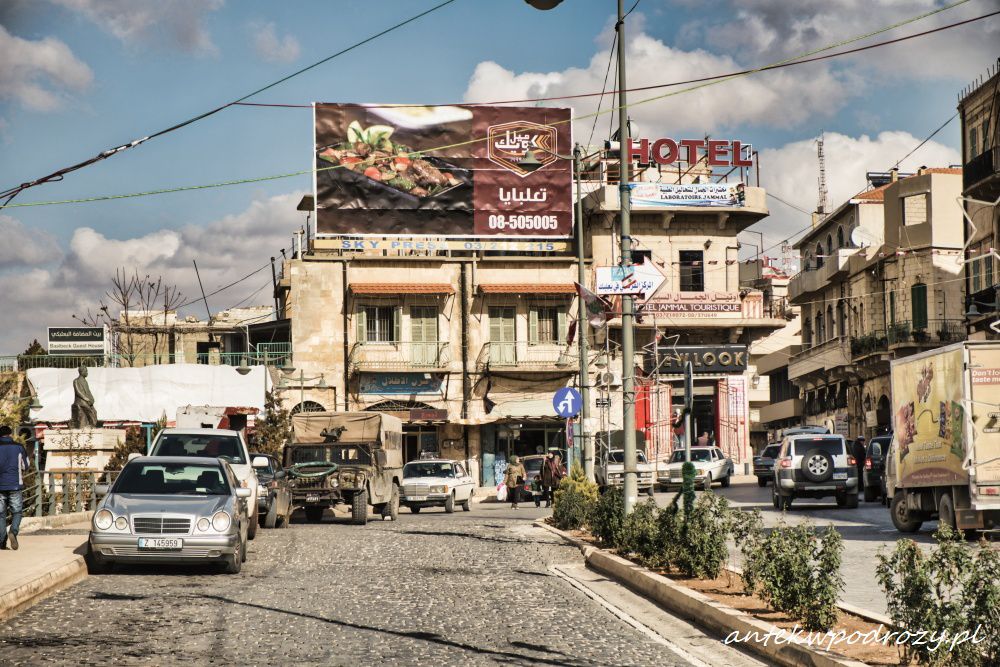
463;29;851;139
0;24;92;111
0;215;62;267
50;0;224;54
746;130;961;255
0;191;305;353
251;21;300;64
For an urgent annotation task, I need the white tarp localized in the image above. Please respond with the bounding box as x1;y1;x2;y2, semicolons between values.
27;365;269;423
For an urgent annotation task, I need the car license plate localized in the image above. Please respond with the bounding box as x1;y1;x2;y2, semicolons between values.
306;494;320;503
833;473;848;480
409;495;427;501
138;538;182;550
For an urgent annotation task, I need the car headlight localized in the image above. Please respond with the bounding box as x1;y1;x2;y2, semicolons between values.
197;518;211;532
430;485;447;494
212;511;232;532
94;509;114;530
114;517;128;530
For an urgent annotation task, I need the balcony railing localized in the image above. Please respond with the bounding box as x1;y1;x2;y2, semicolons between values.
476;341;578;371
0;343;293;372
20;469;121;518
964;147;998;191
850;319;964;358
348;341;451;373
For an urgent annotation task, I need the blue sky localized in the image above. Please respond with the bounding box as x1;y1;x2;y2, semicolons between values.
1;0;997;352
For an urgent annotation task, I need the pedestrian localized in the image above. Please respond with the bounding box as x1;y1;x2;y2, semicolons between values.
853;436;867;493
0;425;29;551
696;431;709;447
503;455;526;510
540;452;566;508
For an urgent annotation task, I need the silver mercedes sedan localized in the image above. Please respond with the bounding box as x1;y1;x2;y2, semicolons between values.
87;456;251;574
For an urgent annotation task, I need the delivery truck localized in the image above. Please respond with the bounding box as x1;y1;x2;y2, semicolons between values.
886;341;1000;534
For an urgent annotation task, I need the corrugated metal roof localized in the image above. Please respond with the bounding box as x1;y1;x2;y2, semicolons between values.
479;284;576;294
350;283;454;294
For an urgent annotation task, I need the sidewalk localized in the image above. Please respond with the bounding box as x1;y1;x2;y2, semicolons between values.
0;523;90;622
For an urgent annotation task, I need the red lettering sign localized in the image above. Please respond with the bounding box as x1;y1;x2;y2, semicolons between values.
626;138;753;167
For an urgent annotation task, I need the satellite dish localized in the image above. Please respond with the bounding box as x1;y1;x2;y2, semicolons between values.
850;227;873;248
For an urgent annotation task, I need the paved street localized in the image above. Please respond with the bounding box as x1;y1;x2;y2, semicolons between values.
0;504;762;667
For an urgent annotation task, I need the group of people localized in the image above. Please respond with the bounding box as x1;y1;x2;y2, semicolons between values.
502;452;566;510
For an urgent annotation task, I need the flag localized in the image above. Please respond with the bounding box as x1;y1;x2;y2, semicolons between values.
566;319;578;346
575;282;610;328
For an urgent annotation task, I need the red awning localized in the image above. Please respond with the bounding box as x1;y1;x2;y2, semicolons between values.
350;283;454;295
479;284;576;294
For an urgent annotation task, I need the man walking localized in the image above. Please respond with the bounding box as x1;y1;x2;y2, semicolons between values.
0;425;29;550
852;436;867;494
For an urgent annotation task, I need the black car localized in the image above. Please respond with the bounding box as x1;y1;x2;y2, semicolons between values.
251;453;293;529
753;443;782;487
863;435;891;503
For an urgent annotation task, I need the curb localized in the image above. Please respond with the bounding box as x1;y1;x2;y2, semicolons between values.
0;554;87;623
535;521;872;667
20;511;92;534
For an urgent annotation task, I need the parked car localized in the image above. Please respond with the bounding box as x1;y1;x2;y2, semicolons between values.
772;434;859;510
863;434;892;503
251;453;292;528
597;449;655;495
753;443;782;487
148;428;259;539
660;447;734;491
87;456;251;574
401;459;475;513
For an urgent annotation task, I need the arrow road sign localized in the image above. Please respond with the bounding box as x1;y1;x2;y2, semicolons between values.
594;258;666;299
553;387;583;418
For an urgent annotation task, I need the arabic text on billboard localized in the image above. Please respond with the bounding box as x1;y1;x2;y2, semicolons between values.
48;327;104;355
643;292;765;319
313;104;572;240
629;182;745;208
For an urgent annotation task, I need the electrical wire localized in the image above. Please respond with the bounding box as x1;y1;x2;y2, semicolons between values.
3;0;982;211
586;30;618;150
172;261;273;310
0;0;460;209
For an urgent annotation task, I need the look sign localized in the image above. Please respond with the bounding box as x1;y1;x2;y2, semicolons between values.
626;138;753;167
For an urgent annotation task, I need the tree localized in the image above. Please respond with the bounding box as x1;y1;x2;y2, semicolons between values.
105;414;166;470
21;340;46;356
253;390;291;458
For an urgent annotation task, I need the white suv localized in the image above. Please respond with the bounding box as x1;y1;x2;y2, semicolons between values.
772;434;859;510
148;428;260;539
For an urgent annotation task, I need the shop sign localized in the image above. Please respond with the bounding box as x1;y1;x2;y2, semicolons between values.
48;327;105;355
834;413;850;436
594;258;665;296
359;373;442;394
409;408;448;421
642;291;764;319
646;345;748;374
629;182;745;208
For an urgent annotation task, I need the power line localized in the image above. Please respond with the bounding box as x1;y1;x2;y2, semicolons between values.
586;29;618;150
0;0;460;209
893;113;958;168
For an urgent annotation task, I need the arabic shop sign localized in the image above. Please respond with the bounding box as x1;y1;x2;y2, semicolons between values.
629;182;745;208
644;292;743;317
626;138;753;167
647;345;748;374
359;372;443;395
47;327;106;355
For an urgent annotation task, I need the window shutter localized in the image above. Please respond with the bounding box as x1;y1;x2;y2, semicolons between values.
911;284;928;330
557;308;567;343
489;308;502;341
528;307;539;344
393;307;402;343
356;308;366;343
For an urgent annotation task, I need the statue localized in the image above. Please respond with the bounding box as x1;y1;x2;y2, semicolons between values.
70;366;98;429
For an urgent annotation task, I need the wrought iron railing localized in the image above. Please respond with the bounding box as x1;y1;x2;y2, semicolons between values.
476;341;579;370
851;319;964;357
347;341;451;373
0;343;292;371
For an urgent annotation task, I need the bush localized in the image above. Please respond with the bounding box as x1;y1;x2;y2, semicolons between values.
674;491;731;579
552;464;598;531
618;498;660;563
681;461;696;515
590;485;625;547
876;525;1000;666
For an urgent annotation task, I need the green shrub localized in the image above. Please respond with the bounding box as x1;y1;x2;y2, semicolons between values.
552;464;598;531
674;491;731;579
618;498;660;563
681;461;696;515
876;525;1000;666
590;485;625;547
655;495;683;568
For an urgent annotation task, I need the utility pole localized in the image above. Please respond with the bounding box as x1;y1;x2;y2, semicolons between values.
684;361;694;462
616;0;638;514
575;143;595;482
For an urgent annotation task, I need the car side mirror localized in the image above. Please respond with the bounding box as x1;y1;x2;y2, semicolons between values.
95;484;110;497
252;456;269;468
235;487;252;498
274;470;287;480
375;450;388;467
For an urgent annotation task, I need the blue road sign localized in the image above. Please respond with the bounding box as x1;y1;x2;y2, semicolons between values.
553;387;583;418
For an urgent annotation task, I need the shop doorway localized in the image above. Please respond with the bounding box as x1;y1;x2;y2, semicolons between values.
498;423;565;460
403;428;438;463
670;382;718;446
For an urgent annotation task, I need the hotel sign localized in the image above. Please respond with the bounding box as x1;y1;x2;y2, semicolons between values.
626;138;753;167
643;292;765;319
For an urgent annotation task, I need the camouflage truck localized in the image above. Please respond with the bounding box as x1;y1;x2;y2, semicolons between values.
285;412;403;525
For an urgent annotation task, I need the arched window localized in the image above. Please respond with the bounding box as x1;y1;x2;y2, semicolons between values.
826;234;833;256
815;243;825;268
911;282;928;330
837;301;847;338
815;312;824;342
803;319;812;346
837;226;845;248
291;400;326;415
826;305;835;338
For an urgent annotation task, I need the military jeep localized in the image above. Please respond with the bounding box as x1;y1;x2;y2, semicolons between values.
285;412;403;525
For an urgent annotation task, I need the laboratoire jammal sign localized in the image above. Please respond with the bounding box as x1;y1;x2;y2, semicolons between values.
313;103;573;239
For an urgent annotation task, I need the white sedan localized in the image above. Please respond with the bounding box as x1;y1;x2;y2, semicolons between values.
401;459;475;513
659;446;734;491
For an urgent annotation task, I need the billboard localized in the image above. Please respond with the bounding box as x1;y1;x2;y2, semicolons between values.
48;327;105;356
629;182;745;208
313;104;572;239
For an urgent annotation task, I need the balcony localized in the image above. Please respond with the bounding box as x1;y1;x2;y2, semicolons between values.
788;336;851;381
788;268;824;302
821;248;854;281
348;342;451;374
886;319;965;349
0;343;293;371
760;398;804;425
850;331;888;360
964;147;998;193
476;342;578;372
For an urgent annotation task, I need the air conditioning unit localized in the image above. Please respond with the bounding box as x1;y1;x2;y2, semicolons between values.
596;371;623;387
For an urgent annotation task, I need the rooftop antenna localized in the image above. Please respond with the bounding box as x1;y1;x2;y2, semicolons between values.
816;132;828;216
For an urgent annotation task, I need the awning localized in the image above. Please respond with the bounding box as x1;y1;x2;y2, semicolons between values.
479;284;576;295
350;283;454;295
489;398;558;419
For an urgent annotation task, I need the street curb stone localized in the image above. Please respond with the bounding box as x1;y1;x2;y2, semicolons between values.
0;554;87;623
20;511;92;534
535;520;872;667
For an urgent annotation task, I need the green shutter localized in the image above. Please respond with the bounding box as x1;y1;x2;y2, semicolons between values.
489;307;503;341
911;284;928;330
889;292;896;325
393;306;401;343
557;308;567;343
356;308;366;343
528;307;539;344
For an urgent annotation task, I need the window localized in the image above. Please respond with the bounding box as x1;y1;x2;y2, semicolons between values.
529;304;566;344
678;251;704;291
889;291;896;325
489;306;516;364
357;305;399;343
911;283;928;330
837;227;845;248
972;258;982;295
970;126;979;159
815;244;824;268
902;194;928;226
826;235;833;256
983;120;991;153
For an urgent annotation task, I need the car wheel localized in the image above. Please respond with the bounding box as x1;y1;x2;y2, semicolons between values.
846;492;859;509
703;473;712;491
381;484;399;521
890;491;923;533
445;492;455;514
780;493;793;511
800;449;834;483
410;505;421;514
757;477;767;487
264;501;278;529
772;484;780;509
85;547;110;575
305;507;324;523
241;534;248;562
863;485;878;502
223;545;242;574
836;493;847;507
247;505;258;540
721;474;731;488
352;490;369;525
646;485;655;497
938;493;957;530
462;493;471;511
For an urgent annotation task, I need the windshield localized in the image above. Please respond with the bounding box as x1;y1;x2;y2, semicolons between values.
761;445;781;459
114;462;231;495
670;449;712;463
607;451;648;464
791;437;845;456
404;462;455;478
151;433;246;465
290;445;372;466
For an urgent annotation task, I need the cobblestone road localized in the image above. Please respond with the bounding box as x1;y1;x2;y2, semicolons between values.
0;505;695;666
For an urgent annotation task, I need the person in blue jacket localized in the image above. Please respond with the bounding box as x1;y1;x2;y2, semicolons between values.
0;425;30;550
